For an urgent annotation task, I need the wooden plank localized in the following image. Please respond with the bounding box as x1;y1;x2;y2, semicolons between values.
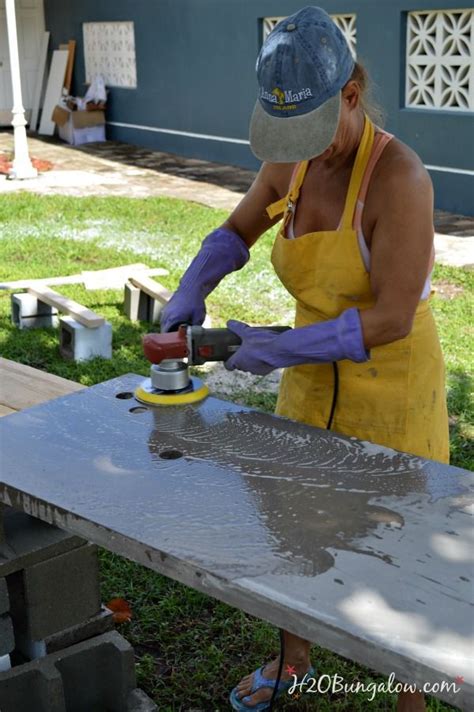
63;40;76;95
30;31;50;133
38;50;68;135
82;266;168;290
0;265;168;291
129;275;172;305
27;285;104;328
0;358;83;412
0;404;16;417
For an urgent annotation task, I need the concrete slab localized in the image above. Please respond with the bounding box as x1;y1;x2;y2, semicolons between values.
0;375;472;710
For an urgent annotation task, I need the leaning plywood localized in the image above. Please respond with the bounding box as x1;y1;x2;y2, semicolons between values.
38;50;68;135
129;275;172;304
27;285;104;328
29;32;50;133
0;357;83;412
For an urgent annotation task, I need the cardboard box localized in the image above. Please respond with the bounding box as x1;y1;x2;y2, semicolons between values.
52;105;106;146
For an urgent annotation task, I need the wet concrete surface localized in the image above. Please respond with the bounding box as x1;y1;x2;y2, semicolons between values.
0;375;472;708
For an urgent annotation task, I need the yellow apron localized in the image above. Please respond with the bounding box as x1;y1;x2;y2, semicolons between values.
267;116;450;463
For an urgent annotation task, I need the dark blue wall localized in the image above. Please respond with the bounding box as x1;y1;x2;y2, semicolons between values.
44;0;474;215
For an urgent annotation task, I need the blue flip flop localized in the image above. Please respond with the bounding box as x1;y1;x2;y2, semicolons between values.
229;664;315;711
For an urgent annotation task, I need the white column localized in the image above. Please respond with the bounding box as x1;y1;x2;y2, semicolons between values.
5;0;37;179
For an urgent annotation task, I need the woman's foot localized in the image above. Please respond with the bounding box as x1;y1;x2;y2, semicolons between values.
233;656;312;708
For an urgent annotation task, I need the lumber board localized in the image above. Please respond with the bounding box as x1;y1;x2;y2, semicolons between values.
63;40;76;94
129;275;172;304
0;404;16;417
27;285;104;328
0;265;168;291
0;358;83;412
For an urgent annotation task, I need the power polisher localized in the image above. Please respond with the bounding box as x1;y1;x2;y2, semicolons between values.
135;324;289;406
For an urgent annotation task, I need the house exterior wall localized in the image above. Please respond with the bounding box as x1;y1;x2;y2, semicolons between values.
43;0;473;215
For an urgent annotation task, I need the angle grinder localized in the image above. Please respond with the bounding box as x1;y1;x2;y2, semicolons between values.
135;324;289;406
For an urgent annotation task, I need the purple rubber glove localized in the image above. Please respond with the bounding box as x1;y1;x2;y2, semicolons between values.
225;308;369;375
160;227;250;332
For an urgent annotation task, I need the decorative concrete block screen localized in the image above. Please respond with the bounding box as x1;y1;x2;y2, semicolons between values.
83;21;137;88
262;14;357;58
406;9;473;111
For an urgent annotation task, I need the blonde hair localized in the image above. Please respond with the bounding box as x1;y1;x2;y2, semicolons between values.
347;61;386;127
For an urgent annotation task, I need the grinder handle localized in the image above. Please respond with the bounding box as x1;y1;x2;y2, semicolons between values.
189;325;290;366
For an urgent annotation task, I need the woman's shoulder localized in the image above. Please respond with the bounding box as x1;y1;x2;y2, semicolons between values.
258;161;298;201
363;134;433;232
372;134;432;193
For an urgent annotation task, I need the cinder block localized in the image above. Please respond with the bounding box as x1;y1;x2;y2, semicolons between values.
148;297;163;324
7;543;101;641
59;315;112;361
45;604;114;655
0;506;85;578
124;282;147;321
127;688;158;711
11;293;58;330
0;657;65;712
0;632;137;712
56;631;136;712
124;283;162;323
0;577;9;614
0;614;14;655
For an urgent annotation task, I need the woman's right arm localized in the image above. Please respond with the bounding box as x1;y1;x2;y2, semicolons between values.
222;161;293;248
159;162;292;332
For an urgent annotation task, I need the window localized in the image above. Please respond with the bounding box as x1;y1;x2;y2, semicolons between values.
406;9;473;111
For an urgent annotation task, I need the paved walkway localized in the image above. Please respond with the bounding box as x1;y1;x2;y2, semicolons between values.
0;130;472;267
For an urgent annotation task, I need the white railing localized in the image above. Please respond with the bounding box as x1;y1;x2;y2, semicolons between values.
406;9;473;111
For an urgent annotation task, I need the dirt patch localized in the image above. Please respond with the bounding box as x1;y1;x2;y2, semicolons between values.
0;151;53;175
433;281;465;300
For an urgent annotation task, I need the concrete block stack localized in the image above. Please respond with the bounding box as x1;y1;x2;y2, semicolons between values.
0;505;157;711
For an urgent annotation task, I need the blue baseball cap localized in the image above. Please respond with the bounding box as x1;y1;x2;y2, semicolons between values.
249;6;355;162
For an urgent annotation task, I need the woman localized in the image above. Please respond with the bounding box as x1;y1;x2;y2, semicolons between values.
161;7;449;711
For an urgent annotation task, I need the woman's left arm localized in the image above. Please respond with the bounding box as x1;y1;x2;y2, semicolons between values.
359;154;435;349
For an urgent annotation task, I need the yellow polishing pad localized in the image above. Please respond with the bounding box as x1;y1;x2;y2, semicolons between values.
134;376;209;406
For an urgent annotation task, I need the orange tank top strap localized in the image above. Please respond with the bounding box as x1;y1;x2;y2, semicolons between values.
352;129;393;232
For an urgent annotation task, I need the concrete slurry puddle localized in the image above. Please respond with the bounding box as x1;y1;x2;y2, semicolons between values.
0;374;472;709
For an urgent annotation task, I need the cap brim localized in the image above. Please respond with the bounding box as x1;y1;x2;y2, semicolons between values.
249;92;341;163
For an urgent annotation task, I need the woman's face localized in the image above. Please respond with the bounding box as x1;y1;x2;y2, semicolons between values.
312;83;361;161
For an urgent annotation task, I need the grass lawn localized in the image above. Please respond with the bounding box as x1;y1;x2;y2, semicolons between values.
0;193;471;710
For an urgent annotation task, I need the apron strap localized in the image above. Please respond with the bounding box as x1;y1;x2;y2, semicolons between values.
340;115;375;231
266;161;309;219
